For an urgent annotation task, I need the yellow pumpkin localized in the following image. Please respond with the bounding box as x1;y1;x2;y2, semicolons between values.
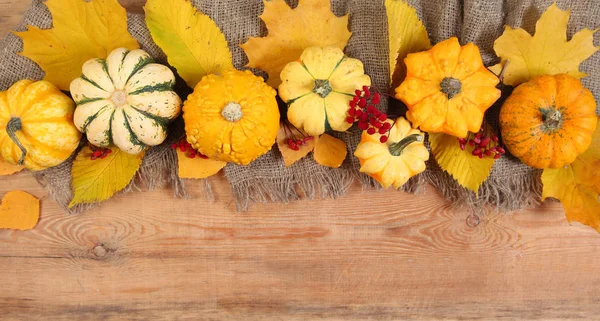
0;80;81;170
500;74;598;169
354;117;429;189
279;46;371;136
183;70;280;165
395;37;501;138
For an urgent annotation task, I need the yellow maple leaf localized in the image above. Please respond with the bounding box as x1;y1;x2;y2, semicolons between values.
177;149;226;179
490;3;599;86
241;0;351;88
14;0;139;91
0;191;39;231
385;0;431;88
145;0;233;89
70;146;144;207
276;124;316;167
313;134;347;168
542;117;600;232
0;155;24;176
429;131;495;193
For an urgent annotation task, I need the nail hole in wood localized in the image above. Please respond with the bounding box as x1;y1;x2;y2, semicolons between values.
466;214;480;228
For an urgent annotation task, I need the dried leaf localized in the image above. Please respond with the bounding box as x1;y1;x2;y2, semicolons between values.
490;3;599;86
14;0;139;91
145;0;233;89
542;117;600;232
429;132;495;193
385;0;431;88
0;155;24;176
70;146;143;207
241;0;351;88
313;134;347;168
0;191;39;231
276;125;316;167
177;150;226;179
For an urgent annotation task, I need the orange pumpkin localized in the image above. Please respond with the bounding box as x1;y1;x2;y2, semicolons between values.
395;37;501;138
500;74;597;169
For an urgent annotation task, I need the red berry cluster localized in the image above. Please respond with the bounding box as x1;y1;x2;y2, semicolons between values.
90;146;112;160
345;86;390;143
171;139;208;159
458;128;506;159
286;136;313;151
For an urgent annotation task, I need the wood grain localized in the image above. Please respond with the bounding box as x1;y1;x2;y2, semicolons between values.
1;1;600;320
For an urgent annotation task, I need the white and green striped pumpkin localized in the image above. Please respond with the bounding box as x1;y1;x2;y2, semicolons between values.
70;48;182;154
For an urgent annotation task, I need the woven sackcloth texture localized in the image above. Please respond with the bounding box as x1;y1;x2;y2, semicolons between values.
0;0;598;213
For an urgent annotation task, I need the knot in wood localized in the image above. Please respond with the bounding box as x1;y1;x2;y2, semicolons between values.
93;244;107;258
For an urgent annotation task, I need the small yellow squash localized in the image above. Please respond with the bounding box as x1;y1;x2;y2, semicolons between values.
354;117;429;189
395;37;501;138
0;79;81;170
183;70;280;165
279;46;371;136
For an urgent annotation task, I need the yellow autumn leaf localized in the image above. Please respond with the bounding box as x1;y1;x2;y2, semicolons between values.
177;149;226;179
145;0;233;89
542;117;600;232
14;0;139;91
490;3;599;86
313;134;347;168
70;146;144;207
276;125;316;167
0;155;24;176
241;0;351;88
0;191;39;231
385;0;431;88
429;132;495;193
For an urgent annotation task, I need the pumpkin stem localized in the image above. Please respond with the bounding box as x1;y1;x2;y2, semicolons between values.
540;107;563;132
313;79;332;98
388;133;423;156
222;102;243;122
6;117;27;165
440;77;462;99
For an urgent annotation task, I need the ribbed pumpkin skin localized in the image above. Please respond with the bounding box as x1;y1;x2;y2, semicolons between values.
0;80;81;170
500;74;597;169
70;48;182;155
183;70;280;165
279;46;371;136
354;117;429;189
395;37;501;138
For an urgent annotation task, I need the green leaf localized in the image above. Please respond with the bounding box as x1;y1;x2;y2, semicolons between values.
144;0;234;89
70;146;143;207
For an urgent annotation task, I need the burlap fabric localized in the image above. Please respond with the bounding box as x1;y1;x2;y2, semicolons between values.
1;0;598;213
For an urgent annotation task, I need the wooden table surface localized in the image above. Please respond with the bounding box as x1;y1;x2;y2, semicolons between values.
1;1;600;320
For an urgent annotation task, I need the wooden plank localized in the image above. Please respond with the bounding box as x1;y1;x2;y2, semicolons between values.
1;171;600;320
2;0;600;319
0;0;29;38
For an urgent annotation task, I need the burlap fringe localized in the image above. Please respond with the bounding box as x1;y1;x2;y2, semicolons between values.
229;168;354;211
32;136;214;215
404;169;543;214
